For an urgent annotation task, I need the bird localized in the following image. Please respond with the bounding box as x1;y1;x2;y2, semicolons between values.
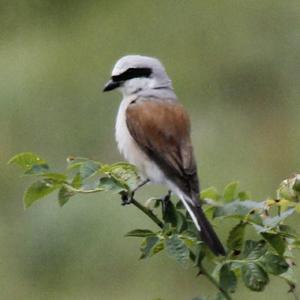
103;55;225;256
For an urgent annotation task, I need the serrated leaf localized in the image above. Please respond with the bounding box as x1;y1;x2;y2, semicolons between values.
261;253;289;275
200;187;220;201
104;162;139;191
79;160;101;179
98;177;126;193
8;152;49;174
227;222;247;251
243;240;267;259
219;263;237;293
261;232;286;255
214;200;263;219
23;181;59;208
125;229;156;237
58;186;74;206
263;209;295;228
223;181;239;202
242;262;269;291
42;173;67;183
140;236;160;259
165;234;189;266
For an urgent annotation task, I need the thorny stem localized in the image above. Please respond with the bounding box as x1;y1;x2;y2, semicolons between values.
70;183;231;299
130;196;232;300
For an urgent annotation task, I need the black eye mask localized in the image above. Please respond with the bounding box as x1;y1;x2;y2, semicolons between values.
112;67;152;82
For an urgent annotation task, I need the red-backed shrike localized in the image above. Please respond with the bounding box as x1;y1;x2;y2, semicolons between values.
103;55;225;256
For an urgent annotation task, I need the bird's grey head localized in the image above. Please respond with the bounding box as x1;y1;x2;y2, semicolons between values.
103;55;174;98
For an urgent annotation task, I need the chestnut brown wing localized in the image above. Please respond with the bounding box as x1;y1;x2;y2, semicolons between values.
126;99;199;197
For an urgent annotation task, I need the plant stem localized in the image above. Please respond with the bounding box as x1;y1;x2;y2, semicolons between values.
131;197;232;299
199;264;232;300
130;198;164;228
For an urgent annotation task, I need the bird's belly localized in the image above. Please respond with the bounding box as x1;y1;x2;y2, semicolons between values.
115;101;166;184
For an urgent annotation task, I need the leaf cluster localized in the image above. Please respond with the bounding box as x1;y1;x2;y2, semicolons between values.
9;153;300;300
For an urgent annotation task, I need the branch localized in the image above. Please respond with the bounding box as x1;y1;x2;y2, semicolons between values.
130;198;164;229
199;264;232;300
131;196;232;300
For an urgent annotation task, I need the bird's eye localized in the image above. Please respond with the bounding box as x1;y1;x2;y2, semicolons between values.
112;67;152;82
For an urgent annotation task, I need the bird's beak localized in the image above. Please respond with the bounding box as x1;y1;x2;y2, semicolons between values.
103;79;121;92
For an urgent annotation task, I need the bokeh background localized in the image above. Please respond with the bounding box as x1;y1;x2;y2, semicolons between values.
1;1;300;299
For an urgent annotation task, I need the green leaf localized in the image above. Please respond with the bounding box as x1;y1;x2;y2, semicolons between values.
98;177;126;193
293;177;300;193
125;229;156;237
238;191;251;201
278;224;297;238
162;200;177;227
193;246;205;268
219;263;237;293
263;209;295;228
103;162;139;191
8;152;49;174
279;267;297;286
200;186;220;201
214;293;226;300
165;234;189;266
176;211;188;233
66;156;90;170
227;222;247;251
261;253;289;275
79;160;101;179
242;262;269;291
71;173;82;188
223;181;239;202
214;200;263;219
24;164;49;175
140;236;161;259
261;232;286;255
42;173;67;183
58;186;74;207
23;181;59;208
243;240;267;259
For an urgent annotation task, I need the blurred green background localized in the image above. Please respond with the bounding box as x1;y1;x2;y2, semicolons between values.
1;1;300;299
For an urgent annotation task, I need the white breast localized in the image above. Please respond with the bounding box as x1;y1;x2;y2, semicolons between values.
115;97;166;184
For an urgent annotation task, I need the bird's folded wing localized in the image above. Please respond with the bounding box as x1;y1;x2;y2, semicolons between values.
126;98;199;197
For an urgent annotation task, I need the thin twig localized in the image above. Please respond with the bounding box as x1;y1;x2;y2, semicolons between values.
199;264;232;300
70;185;231;299
130;198;164;228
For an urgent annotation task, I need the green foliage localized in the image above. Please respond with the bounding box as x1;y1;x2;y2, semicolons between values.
9;152;300;300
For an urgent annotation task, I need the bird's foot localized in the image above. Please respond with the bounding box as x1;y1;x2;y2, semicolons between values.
120;191;135;206
120;179;150;206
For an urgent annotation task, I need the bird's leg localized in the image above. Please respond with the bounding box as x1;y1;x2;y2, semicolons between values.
161;190;172;215
120;179;150;206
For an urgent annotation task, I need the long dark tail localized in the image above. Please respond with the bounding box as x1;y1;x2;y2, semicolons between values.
181;195;226;256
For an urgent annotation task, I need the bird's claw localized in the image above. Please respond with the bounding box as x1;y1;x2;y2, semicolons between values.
121;191;135;206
